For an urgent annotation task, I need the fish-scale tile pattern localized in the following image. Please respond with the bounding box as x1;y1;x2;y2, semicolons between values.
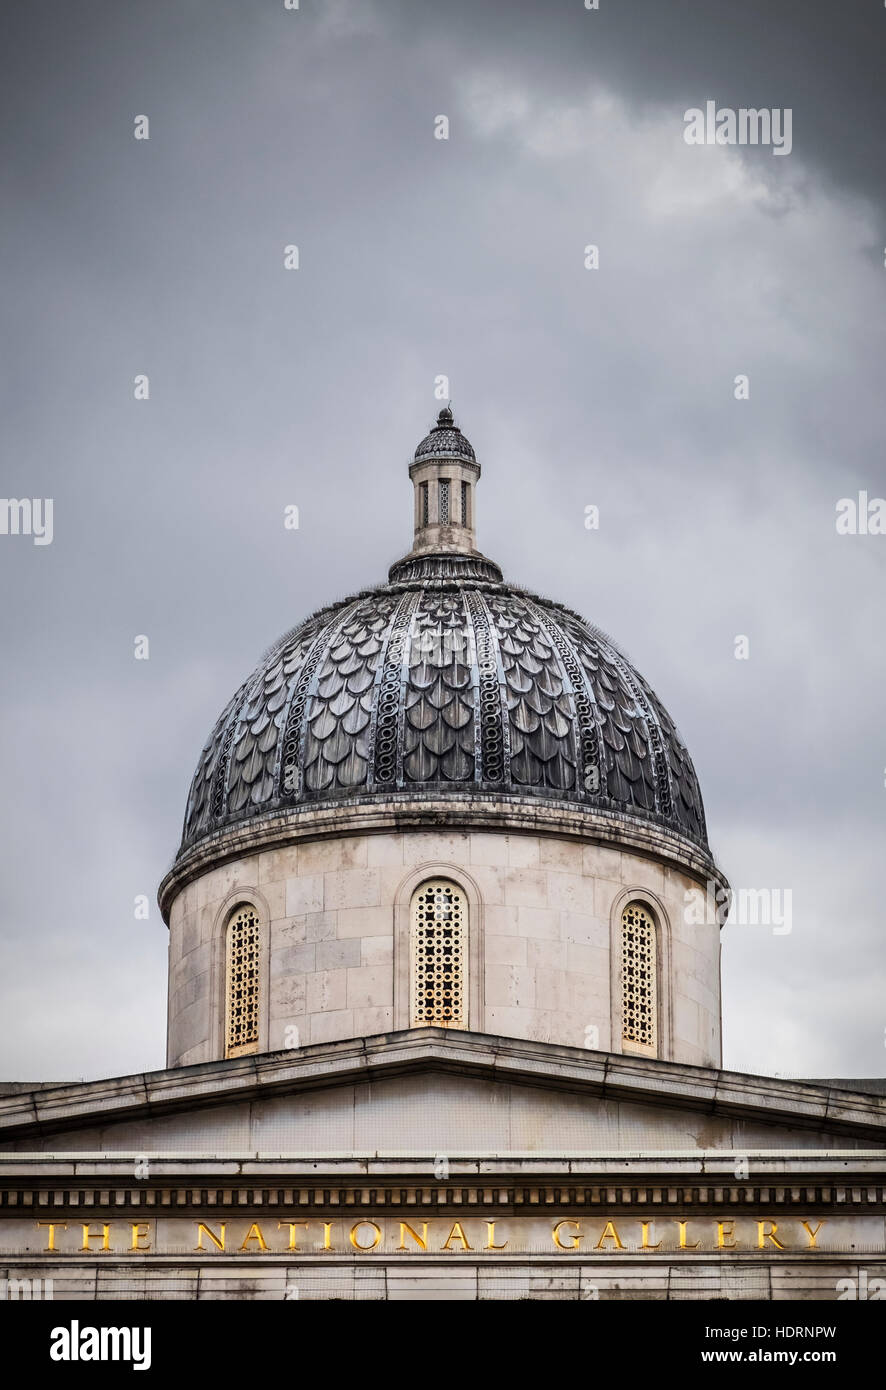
178;579;707;853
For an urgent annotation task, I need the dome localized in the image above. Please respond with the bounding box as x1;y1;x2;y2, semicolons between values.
178;412;707;858
179;585;707;857
413;404;477;462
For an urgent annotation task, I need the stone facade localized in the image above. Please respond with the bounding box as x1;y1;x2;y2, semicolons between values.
1;1033;885;1302
165;823;722;1070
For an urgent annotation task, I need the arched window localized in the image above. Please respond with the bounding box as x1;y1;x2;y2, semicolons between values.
224;903;261;1058
410;879;468;1029
621;900;658;1056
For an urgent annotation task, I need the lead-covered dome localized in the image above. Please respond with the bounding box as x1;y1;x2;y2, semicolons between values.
413;403;476;462
178;410;707;857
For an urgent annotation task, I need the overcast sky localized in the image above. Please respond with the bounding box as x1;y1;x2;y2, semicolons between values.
1;0;884;1082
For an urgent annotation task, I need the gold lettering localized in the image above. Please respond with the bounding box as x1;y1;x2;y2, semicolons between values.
31;1212;837;1258
676;1221;699;1250
800;1219;826;1250
552;1220;581;1251
485;1221;508;1251
81;1223;110;1252
398;1222;428;1251
240;1222;268;1252
442;1221;472;1251
640;1221;661;1251
195;1222;226;1252
595;1221;624;1251
277;1221;308;1252
757;1220;785;1250
37;1222;67;1252
349;1221;382;1251
130;1222;151;1251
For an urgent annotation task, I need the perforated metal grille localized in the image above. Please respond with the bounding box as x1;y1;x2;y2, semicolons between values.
410;879;467;1028
421;482;429;527
225;904;260;1058
461;480;469;527
439;479;450;524
621;901;657;1052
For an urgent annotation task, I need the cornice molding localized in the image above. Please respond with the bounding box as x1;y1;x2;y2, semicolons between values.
158;795;726;922
1;1175;885;1213
0;1029;884;1146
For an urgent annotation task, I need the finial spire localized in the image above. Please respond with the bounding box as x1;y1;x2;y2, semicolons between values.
387;405;502;583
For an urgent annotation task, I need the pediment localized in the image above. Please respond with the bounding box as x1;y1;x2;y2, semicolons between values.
1;1030;884;1162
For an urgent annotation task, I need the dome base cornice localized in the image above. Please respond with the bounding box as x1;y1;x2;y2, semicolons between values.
159;792;727;923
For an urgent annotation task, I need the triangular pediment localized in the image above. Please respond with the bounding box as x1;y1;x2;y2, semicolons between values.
1;1030;884;1160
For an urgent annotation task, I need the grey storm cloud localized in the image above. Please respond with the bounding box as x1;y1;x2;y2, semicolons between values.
0;0;883;1081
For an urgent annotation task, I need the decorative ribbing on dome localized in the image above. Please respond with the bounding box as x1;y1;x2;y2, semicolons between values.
278;599;363;800
370;590;422;788
464;589;509;786
178;581;708;853
524;596;606;800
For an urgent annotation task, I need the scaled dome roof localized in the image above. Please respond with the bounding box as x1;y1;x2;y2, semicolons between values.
178;411;707;856
413;404;477;463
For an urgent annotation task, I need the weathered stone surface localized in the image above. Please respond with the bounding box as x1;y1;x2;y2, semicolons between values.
166;827;722;1068
0;1034;884;1301
2;1031;885;1152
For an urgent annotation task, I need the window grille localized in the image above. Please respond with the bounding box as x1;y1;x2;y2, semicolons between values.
439;479;450;524
621;901;657;1054
461;480;469;527
421;481;429;527
225;904;261;1058
410;879;467;1029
